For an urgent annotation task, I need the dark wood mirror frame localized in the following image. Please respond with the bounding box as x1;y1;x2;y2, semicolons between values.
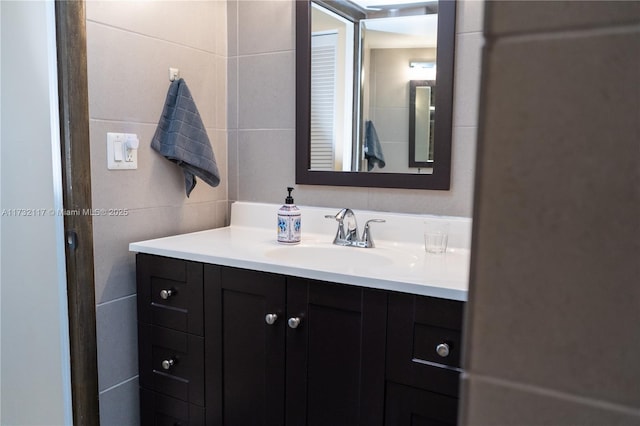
295;0;456;190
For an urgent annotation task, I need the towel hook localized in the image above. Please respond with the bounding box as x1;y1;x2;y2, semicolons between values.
169;67;180;82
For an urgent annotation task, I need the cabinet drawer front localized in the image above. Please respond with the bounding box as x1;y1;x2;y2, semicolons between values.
413;323;462;368
387;292;464;397
139;324;205;406
140;388;205;426
137;254;204;335
384;381;458;426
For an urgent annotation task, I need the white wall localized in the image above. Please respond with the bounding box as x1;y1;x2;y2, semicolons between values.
0;1;72;424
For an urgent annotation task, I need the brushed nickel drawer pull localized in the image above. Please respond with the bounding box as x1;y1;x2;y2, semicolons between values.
265;313;278;325
436;343;450;358
288;317;301;329
161;358;175;370
160;289;174;300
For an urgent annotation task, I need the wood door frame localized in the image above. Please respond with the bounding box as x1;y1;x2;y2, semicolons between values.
55;1;100;424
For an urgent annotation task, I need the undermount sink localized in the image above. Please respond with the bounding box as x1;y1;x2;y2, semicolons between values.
264;244;419;270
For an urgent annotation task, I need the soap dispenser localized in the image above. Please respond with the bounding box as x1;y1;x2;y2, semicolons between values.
277;187;301;244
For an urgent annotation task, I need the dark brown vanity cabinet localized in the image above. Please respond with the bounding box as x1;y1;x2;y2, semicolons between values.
137;254;463;425
136;254;207;425
385;293;464;425
205;266;387;425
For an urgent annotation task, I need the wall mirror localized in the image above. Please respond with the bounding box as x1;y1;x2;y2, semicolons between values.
296;0;456;190
409;79;436;168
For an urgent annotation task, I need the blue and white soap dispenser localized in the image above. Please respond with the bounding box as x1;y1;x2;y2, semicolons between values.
277;187;301;244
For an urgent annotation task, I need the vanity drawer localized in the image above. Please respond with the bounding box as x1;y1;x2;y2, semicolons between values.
384;381;458;426
137;254;204;336
140;388;205;426
139;324;205;406
413;322;462;368
386;292;464;397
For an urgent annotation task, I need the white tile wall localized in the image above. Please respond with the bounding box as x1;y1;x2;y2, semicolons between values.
87;1;486;423
452;32;484;128
86;1;219;53
230;0;484;218
86;2;227;424
87;24;218;126
237;129;296;201
237;51;296;129
237;0;294;55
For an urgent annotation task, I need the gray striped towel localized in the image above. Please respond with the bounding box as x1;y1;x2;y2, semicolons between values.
151;78;220;197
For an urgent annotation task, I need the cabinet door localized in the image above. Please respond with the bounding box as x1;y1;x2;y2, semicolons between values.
205;265;286;426
286;278;387;426
140;388;205;426
384;382;458;426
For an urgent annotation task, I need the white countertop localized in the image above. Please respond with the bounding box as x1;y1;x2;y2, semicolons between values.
129;202;471;301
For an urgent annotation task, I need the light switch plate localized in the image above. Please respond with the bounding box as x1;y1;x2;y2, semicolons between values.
107;132;138;170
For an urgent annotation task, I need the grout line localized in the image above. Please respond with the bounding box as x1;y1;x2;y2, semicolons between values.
96;293;136;308
236;128;295;132
466;373;640;418
87;20;219;56
116;201;225;216
90;119;227;135
99;375;138;395
493;21;640;45
235;49;295;59
457;30;484;36
90;118;157;126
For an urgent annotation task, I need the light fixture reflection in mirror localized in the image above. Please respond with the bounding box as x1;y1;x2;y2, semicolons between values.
409;61;436;80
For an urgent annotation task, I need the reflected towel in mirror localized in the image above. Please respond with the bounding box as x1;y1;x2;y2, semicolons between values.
364;120;385;171
151;78;220;197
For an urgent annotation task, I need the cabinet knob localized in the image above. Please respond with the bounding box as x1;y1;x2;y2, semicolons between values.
436;343;450;358
161;358;175;370
288;317;301;329
265;313;278;325
160;289;174;300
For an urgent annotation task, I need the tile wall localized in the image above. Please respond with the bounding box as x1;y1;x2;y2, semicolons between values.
228;0;484;217
84;0;484;423
462;1;640;424
85;2;227;424
82;1;640;424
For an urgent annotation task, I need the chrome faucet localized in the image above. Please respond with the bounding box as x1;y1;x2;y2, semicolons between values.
325;208;385;248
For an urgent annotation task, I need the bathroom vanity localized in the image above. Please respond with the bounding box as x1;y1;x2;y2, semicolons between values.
130;202;470;425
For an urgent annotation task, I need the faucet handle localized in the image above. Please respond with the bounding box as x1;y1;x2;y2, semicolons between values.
325;213;346;241
362;219;386;248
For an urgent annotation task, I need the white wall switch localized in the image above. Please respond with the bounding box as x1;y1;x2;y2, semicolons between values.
107;132;138;170
113;140;123;162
